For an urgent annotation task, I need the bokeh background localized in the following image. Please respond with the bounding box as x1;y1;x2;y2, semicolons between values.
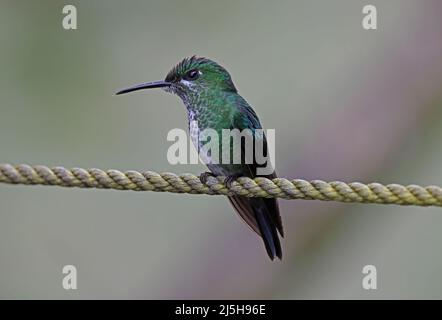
0;0;442;299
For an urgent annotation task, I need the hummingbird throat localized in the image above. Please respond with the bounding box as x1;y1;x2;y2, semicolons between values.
166;121;276;176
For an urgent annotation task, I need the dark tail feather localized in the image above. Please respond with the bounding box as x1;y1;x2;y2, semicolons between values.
228;195;283;260
254;203;282;260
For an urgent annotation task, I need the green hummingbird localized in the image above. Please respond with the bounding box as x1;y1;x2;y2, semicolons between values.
116;56;283;260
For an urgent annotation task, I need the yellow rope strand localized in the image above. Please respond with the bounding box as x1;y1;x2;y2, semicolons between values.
0;163;441;207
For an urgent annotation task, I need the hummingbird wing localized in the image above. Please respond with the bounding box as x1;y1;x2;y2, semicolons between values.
226;100;284;259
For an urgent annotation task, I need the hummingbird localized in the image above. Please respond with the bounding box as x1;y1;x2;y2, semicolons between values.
116;56;283;260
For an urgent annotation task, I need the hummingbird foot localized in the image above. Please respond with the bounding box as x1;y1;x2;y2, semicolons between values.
199;171;217;185
224;173;243;189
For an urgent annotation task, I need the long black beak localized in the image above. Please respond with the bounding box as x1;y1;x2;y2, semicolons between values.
115;80;171;95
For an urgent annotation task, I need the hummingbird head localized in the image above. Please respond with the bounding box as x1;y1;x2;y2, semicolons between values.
116;56;237;101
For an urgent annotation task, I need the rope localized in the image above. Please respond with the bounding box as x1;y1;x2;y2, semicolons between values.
0;163;441;207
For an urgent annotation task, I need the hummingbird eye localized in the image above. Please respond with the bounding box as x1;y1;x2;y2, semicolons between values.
183;69;200;81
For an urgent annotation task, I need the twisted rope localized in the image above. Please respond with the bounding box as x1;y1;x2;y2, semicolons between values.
0;163;441;207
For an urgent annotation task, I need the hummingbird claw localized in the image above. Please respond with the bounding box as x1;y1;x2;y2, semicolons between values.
224;174;243;189
199;171;216;185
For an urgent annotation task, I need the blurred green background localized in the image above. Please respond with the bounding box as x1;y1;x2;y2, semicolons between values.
1;0;442;299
